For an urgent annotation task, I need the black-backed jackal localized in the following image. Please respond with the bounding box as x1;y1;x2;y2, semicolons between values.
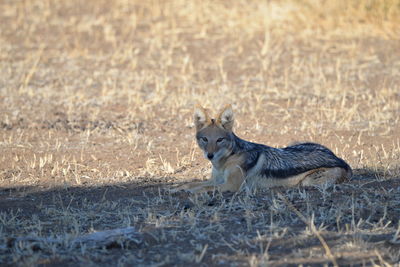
175;105;352;193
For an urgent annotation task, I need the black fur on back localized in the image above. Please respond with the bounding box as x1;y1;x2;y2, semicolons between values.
231;134;351;179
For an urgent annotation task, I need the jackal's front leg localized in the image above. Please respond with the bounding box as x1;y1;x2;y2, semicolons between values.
177;165;245;194
172;168;223;193
171;179;217;193
215;165;245;193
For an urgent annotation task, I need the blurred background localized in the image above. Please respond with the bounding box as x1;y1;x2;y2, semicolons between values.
1;0;399;186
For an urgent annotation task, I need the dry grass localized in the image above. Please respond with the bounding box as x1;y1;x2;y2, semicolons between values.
1;0;400;265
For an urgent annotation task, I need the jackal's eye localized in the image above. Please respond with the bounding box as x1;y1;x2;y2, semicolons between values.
216;138;225;143
200;137;208;142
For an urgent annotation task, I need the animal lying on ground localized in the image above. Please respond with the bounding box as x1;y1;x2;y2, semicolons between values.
175;104;352;193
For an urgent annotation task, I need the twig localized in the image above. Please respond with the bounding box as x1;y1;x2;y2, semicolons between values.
277;192;339;267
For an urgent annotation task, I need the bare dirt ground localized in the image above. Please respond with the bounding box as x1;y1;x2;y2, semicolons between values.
1;0;400;266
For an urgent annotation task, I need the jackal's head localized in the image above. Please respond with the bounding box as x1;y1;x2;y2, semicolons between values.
193;104;235;164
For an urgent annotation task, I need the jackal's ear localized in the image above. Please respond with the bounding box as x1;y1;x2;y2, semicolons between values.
217;104;234;131
194;105;211;131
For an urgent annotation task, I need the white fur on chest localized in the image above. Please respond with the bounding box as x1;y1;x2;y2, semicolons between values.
211;166;226;184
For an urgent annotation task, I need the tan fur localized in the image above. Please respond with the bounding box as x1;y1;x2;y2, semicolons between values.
216;104;234;131
175;153;246;193
251;167;350;189
173;105;351;194
194;104;212;131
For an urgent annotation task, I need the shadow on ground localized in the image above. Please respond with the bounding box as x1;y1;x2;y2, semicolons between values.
1;169;399;266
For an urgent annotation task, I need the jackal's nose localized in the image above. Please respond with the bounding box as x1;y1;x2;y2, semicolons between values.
207;153;214;160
